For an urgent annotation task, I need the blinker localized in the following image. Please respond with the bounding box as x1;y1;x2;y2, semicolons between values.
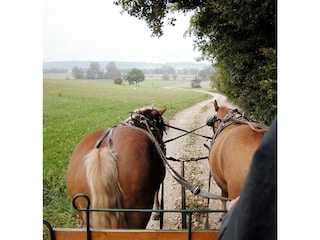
206;115;218;127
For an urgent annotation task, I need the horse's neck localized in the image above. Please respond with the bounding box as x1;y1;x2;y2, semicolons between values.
213;118;268;146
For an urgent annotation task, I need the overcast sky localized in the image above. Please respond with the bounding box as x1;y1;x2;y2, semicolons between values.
43;0;207;64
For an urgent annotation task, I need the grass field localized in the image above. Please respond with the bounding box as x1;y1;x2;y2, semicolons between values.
43;79;212;228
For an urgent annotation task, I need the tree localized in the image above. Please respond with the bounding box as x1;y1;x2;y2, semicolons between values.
86;62;102;79
113;77;123;85
114;0;201;37
124;68;145;86
161;65;176;75
191;76;201;88
104;62;121;80
162;73;170;80
114;0;276;125
198;66;215;81
72;66;85;79
190;0;276;124
172;73;178;80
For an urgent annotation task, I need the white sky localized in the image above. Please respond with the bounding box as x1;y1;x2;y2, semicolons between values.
43;0;206;63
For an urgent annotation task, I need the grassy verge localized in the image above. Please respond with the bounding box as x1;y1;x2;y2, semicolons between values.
43;79;211;228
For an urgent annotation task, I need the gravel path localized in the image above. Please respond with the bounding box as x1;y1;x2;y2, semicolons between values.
146;90;232;230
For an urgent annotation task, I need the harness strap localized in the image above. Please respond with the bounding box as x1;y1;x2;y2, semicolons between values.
163;123;211;143
142;119;231;201
95;127;115;148
210;110;269;146
107;127;114;148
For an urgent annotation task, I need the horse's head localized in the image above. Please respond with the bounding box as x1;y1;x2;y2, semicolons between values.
207;100;232;133
214;99;232;120
130;106;168;136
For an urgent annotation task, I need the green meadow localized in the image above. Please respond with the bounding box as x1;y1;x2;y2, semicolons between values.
43;79;212;228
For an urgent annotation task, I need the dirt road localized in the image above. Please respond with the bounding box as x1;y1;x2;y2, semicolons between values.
147;91;232;230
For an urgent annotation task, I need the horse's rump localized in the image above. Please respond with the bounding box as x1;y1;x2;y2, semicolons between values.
85;147;127;228
66;130;104;225
210;124;265;199
111;126;165;227
67;125;165;229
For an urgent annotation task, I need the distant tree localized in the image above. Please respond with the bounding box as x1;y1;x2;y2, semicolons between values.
191;76;201;88
178;68;199;75
104;62;121;80
209;71;218;89
124;68;145;86
172;73;178;80
72;66;85;79
152;68;162;74
198;66;216;81
86;62;102;79
162;73;170;80
113;77;123;85
190;68;200;75
161;65;176;75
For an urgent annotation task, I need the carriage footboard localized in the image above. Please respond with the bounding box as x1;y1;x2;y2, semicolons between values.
51;228;220;240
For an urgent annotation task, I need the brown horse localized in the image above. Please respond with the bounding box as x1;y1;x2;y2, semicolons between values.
207;100;269;210
66;107;167;229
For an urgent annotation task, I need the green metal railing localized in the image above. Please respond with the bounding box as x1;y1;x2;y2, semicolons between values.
43;193;226;240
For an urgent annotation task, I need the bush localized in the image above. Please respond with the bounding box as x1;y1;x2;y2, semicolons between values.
191;79;201;88
114;77;123;85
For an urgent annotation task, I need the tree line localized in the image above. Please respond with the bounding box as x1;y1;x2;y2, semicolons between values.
70;61;215;85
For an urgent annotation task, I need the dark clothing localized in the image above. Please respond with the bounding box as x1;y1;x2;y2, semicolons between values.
218;118;277;240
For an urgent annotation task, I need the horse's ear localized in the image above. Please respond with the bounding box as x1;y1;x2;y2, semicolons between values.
158;108;167;116
214;100;219;111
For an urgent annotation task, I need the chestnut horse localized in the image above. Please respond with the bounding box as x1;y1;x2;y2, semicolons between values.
207;100;269;210
66;107;167;229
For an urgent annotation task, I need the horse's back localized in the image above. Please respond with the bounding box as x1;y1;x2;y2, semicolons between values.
210;124;265;198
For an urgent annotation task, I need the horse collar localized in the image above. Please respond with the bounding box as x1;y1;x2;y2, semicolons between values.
122;117;164;144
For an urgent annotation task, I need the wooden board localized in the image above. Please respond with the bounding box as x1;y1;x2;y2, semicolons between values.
52;228;220;240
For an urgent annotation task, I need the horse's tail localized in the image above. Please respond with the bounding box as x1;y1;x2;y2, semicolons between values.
85;148;127;228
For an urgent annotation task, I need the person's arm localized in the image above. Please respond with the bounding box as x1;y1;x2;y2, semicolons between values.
226;196;240;211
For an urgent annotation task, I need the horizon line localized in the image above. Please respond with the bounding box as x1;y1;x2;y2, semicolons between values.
43;60;211;64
